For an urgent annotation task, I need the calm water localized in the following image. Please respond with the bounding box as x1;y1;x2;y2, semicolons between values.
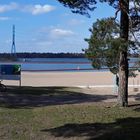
1;58;139;71
19;58;139;71
20;58;93;71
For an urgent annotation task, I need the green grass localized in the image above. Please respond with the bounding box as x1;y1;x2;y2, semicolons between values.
0;86;140;140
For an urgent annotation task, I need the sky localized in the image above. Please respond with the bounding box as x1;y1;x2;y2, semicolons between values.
0;0;116;53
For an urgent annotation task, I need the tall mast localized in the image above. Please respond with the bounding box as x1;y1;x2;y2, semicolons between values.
11;25;17;58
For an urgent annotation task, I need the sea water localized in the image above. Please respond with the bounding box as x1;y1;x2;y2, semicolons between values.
19;58;139;71
0;58;139;71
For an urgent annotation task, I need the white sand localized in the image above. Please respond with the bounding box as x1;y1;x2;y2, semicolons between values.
2;71;140;87
2;71;140;102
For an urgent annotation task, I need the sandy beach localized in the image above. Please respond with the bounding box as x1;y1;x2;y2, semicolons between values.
2;71;140;88
1;71;140;102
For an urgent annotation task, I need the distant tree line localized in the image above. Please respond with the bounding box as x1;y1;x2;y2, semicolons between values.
0;53;138;60
0;53;86;59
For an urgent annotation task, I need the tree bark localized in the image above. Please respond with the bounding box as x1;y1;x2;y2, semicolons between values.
118;0;129;107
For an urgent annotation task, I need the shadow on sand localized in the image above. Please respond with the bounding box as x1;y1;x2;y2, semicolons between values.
0;86;140;109
41;117;140;140
0;86;118;108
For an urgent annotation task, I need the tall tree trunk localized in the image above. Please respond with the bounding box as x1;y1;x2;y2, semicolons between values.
118;0;129;107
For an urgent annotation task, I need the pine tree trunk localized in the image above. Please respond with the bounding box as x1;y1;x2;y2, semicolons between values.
118;51;128;106
118;0;129;107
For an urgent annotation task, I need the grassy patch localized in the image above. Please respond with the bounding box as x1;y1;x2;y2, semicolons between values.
0;86;140;140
